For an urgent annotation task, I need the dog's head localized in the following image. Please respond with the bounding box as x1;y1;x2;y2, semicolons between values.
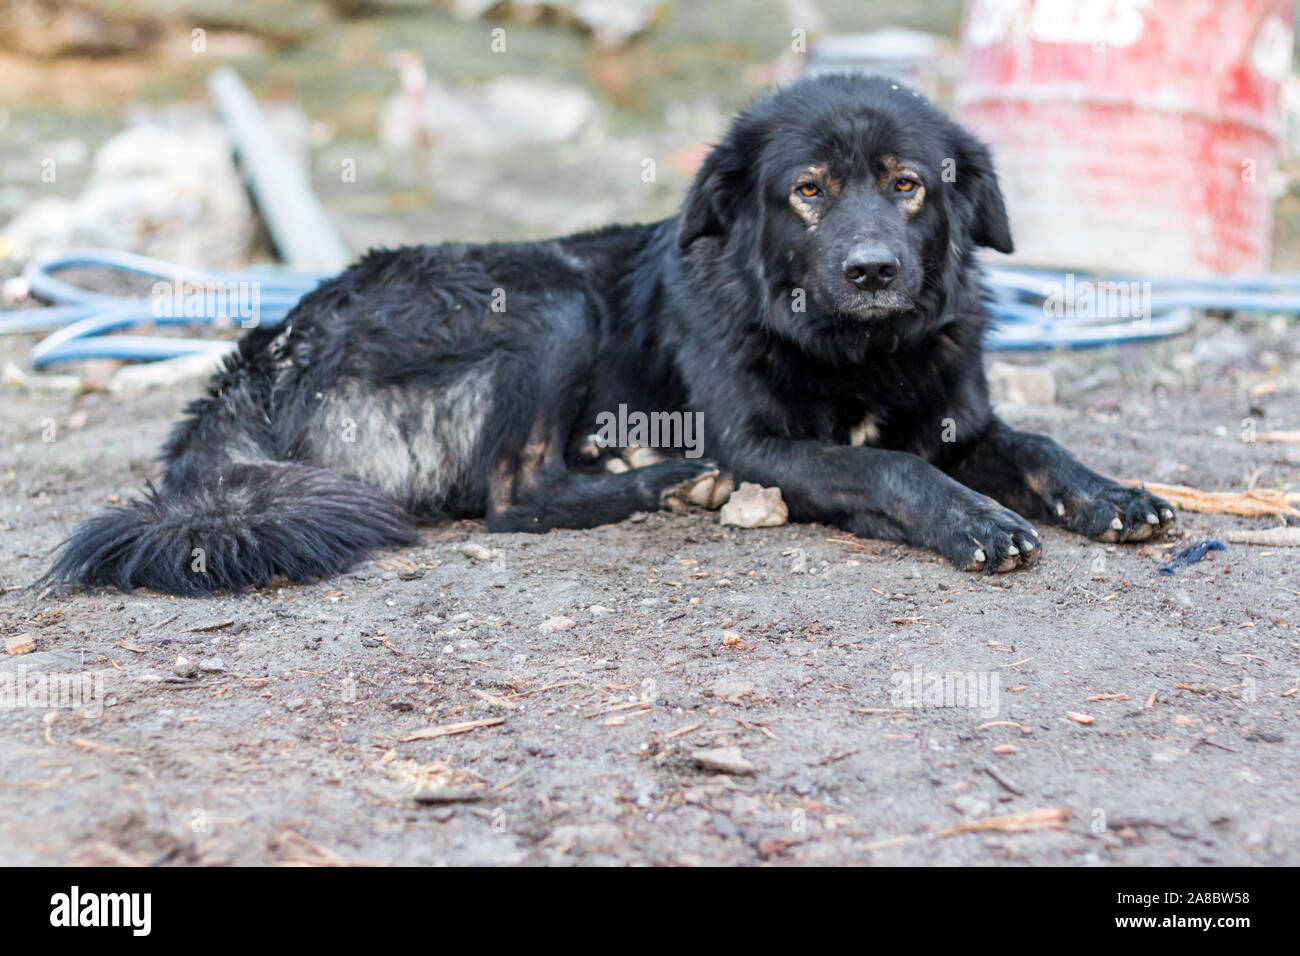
678;75;1012;348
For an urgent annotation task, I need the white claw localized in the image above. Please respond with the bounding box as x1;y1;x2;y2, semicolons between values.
1007;545;1020;555
1160;509;1173;521
974;548;986;563
1146;513;1159;525
1110;517;1123;531
1055;501;1066;517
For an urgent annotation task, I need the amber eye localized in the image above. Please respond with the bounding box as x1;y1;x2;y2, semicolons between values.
894;178;918;193
796;182;821;197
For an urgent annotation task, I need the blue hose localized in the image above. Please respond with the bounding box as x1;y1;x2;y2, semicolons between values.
984;265;1300;349
2;249;1300;365
1;249;327;368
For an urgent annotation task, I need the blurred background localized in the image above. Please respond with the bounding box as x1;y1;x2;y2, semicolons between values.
0;0;966;269
0;0;1294;275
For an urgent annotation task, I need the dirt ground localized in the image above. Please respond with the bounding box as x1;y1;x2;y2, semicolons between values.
2;310;1298;866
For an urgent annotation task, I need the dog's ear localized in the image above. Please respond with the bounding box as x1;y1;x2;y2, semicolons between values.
950;130;1014;254
677;135;753;249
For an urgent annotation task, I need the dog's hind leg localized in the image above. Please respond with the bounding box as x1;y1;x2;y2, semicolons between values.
486;460;718;532
483;406;717;532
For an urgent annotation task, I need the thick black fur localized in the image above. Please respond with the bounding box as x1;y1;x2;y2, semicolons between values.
42;74;1173;595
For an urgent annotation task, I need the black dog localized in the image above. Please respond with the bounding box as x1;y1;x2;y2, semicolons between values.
44;74;1173;595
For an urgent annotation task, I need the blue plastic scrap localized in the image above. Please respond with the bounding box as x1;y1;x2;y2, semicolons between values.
1157;539;1226;576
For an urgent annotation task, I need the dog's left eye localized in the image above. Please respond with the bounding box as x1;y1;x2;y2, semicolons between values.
795;182;821;198
894;178;919;193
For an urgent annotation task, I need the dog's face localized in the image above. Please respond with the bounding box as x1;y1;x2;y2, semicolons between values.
778;147;933;321
678;75;1013;349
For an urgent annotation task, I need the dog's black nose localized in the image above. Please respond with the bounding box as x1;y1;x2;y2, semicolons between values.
844;247;899;291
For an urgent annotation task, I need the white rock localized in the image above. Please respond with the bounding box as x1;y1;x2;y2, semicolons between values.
691;746;755;775
719;482;788;528
987;361;1056;406
953;794;991;818
460;542;493;561
707;678;754;703
538;616;576;634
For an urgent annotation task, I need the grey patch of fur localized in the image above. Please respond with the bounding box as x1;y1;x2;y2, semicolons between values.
307;365;493;510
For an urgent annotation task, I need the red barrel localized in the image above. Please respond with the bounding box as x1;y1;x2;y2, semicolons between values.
958;0;1295;275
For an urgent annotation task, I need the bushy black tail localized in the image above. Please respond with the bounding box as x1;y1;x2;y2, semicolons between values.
40;463;417;595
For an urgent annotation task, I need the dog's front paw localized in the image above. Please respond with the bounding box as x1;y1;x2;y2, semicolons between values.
940;501;1041;573
1055;482;1175;543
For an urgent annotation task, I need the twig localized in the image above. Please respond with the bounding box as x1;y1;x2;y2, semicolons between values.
981;763;1024;796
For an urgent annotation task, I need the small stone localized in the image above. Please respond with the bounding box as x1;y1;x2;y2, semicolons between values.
173;656;198;678
4;633;35;655
953;794;991;818
460;542;493;561
707;678;754;703
198;658;226;673
538;616;576;634
453;640;483;660
719;482;788;528
589;605;614;617
691;746;755;775
284;697;308;712
988;361;1056;406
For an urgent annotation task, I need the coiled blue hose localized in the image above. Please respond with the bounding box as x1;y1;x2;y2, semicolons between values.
986;266;1300;349
1;249;327;368
3;249;1300;365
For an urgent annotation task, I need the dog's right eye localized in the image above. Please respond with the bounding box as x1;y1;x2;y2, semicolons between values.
795;182;821;198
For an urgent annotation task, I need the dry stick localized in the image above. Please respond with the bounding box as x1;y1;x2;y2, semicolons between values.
1225;527;1300;547
663;723;702;740
1124;480;1300;519
981;764;1025;796
399;717;505;742
582;700;650;719
187;619;235;633
936;806;1072;838
492;770;529;793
